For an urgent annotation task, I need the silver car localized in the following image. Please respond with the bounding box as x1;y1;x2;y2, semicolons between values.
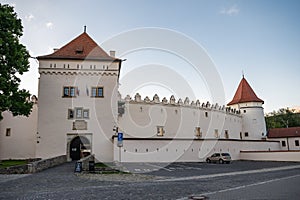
206;153;232;164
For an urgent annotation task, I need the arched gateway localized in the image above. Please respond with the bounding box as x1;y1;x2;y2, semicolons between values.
69;136;91;160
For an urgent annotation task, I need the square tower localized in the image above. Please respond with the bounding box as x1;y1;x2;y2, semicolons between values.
36;31;122;162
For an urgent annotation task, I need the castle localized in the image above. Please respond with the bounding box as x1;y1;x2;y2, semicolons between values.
0;30;293;162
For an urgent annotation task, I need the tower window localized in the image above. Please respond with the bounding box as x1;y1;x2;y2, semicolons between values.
91;87;104;97
245;132;249;137
63;86;77;97
205;112;208;117
83;109;89;119
243;110;246;113
68;109;74;119
6;128;11;136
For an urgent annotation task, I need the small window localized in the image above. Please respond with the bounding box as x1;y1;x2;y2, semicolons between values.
75;108;83;118
205;112;208;117
54;64;56;68
6;128;11;136
83;109;89;119
157;126;165;136
50;63;52;68
281;140;286;147
295;140;299;147
63;86;77;97
68;109;74;119
91;87;104;97
245;132;249;137
243;110;246;113
195;127;201;137
214;129;219;138
225;130;229;139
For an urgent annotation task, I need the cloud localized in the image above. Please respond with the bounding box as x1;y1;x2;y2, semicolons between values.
220;5;240;16
25;14;34;22
46;22;54;29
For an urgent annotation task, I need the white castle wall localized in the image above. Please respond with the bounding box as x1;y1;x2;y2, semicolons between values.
0;101;38;160
113;138;281;162
113;93;280;162
118;93;243;140
36;59;120;162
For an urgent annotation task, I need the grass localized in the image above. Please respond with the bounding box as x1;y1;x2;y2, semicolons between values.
94;162;108;168
0;160;28;169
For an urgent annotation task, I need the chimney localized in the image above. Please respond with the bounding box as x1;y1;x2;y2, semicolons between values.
109;50;116;57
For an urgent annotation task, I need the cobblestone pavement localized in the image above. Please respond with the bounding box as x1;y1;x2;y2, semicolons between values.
0;161;300;199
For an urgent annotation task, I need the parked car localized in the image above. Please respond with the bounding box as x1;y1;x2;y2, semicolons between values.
206;153;231;164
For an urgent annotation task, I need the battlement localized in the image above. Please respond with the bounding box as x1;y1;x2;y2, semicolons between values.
120;93;241;115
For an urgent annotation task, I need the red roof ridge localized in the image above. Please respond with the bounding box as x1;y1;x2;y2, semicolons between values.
37;32;118;61
268;127;300;138
227;77;264;106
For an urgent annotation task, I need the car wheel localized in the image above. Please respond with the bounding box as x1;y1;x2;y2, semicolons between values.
206;159;211;163
219;159;224;164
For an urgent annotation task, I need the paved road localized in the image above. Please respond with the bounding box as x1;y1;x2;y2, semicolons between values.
0;161;300;199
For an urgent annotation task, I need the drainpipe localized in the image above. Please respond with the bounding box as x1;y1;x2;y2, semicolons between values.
287;137;290;151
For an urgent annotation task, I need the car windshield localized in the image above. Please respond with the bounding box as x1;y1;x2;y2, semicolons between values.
222;153;230;156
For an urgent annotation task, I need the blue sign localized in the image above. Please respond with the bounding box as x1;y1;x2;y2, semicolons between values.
118;132;123;141
117;132;123;147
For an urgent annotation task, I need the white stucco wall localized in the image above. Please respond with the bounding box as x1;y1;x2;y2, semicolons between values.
118;98;243;141
240;150;300;162
0;103;38;160
36;59;120;162
229;102;267;140
113;137;281;162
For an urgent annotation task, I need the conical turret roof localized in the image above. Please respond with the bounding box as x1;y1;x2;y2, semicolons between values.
227;76;264;106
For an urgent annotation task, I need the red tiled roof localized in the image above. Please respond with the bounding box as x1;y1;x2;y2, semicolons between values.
227;77;264;106
268;127;300;138
37;32;118;61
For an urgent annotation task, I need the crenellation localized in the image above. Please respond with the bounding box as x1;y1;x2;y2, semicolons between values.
184;97;190;106
178;98;183;105
170;95;176;104
162;97;168;104
134;93;142;102
153;94;160;103
144;96;150;103
121;93;241;116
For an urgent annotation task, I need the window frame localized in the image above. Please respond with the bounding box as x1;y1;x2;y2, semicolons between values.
68;109;74;119
157;126;165;136
83;109;89;119
91;87;104;98
63;86;77;98
225;130;229;139
75;107;83;119
6;128;11;137
195;127;202;137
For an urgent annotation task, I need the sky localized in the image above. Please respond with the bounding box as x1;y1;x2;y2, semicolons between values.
2;0;300;113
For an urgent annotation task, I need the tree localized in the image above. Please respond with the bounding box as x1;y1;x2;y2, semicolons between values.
0;4;32;120
265;108;300;129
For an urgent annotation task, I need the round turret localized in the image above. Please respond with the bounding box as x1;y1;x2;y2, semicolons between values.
228;77;266;140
